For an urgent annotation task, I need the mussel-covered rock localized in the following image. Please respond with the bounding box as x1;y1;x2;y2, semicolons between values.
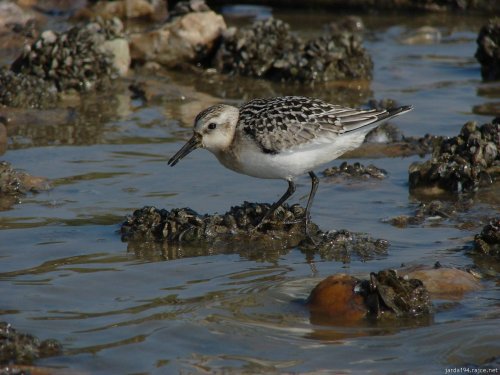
213;17;372;83
322;161;387;180
300;229;389;262
409;119;500;194
475;18;500;81
0;322;62;365
0;68;58;108
121;202;312;244
307;269;432;323
473;217;500;257
10;17;129;93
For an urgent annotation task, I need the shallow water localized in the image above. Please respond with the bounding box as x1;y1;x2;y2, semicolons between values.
1;7;499;374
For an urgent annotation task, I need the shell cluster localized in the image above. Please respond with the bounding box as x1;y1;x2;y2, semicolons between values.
10;17;124;93
301;229;389;262
475;18;500;81
474;218;500;258
0;161;50;195
120;202;311;243
322;161;387;179
0;322;62;365
0;68;58;108
213;17;373;83
409;119;500;193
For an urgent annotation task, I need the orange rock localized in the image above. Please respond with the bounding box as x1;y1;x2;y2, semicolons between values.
307;274;367;323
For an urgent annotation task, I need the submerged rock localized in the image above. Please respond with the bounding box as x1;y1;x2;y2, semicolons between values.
301;230;388;262
387;198;473;228
399;264;482;297
322;161;387;180
307;269;432;323
10;17;129;94
475;18;500;81
408;119;500;194
213;17;372;83
0;161;50;196
0;322;62;365
473;217;500;258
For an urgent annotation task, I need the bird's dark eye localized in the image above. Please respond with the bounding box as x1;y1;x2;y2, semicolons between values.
208;122;217;130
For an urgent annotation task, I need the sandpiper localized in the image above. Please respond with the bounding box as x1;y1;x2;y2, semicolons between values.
168;96;412;238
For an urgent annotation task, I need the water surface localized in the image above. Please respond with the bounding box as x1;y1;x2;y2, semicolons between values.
0;8;499;374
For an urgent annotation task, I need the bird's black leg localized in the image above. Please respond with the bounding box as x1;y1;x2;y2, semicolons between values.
254;179;296;230
305;171;319;239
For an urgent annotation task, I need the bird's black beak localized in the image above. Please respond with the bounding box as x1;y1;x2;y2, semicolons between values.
168;133;202;167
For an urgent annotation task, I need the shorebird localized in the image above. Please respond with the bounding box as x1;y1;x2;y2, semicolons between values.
168;96;412;238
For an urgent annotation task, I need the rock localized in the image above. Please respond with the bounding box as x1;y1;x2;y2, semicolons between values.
322;161;387;180
386;198;473;228
400;26;442;45
213;17;372;83
121;202;312;245
475;18;500;81
129;10;226;67
0;67;58;108
76;0;167;20
10;17;129;93
0;1;36;32
300;229;389;262
0;161;51;196
308;274;367;323
408;119;500;194
0;322;62;365
307;269;433;323
473;217;500;257
399;265;482;297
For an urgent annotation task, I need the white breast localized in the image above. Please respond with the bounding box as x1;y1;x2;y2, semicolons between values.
213;130;370;180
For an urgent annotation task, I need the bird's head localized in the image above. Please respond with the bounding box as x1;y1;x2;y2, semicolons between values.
168;104;239;166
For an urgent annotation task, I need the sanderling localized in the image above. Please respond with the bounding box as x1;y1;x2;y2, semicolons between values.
168;96;412;238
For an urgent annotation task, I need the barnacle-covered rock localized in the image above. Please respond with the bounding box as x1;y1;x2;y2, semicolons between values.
475;18;500;81
473;218;500;257
408;119;500;194
0;68;58;108
10;17;129;93
213;17;372;83
322;161;387;180
0;322;62;365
